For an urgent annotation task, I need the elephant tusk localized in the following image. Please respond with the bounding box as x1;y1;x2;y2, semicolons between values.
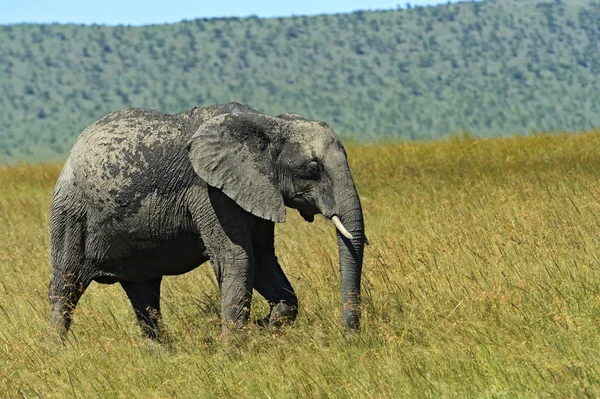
332;215;354;240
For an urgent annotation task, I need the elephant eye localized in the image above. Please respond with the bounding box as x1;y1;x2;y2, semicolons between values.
305;161;320;178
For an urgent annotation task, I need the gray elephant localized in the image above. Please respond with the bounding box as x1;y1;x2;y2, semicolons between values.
49;102;365;340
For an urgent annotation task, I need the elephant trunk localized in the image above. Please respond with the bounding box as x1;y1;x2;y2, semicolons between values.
333;185;365;329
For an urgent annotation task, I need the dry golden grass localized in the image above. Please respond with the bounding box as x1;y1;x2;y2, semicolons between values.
1;132;600;397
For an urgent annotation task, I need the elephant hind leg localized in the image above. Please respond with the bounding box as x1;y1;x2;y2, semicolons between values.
49;186;91;340
120;277;163;340
48;271;91;339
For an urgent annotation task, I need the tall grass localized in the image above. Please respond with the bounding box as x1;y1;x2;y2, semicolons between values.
1;133;600;397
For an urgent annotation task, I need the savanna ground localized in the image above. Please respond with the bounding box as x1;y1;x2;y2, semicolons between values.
1;133;600;397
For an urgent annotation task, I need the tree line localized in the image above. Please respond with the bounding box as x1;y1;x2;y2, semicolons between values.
1;0;599;162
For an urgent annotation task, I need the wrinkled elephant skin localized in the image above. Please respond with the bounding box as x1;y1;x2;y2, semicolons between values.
49;102;366;340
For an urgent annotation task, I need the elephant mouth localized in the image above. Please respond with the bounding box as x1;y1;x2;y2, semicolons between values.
291;198;369;245
294;205;369;245
298;210;315;222
289;197;320;222
297;211;352;238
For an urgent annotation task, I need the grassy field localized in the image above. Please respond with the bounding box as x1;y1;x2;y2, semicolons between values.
1;133;600;397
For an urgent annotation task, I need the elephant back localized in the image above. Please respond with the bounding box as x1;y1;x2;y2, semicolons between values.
68;108;191;219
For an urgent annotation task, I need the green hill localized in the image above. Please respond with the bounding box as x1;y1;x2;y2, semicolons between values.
1;0;600;162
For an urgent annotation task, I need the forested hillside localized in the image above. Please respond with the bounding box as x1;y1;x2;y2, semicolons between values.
1;0;600;162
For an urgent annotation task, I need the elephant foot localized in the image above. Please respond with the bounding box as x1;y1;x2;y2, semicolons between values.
268;302;298;327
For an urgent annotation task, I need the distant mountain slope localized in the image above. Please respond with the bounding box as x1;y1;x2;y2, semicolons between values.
1;0;600;162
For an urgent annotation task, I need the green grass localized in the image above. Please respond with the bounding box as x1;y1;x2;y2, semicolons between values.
1;133;600;397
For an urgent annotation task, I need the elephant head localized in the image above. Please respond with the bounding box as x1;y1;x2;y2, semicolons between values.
187;111;365;329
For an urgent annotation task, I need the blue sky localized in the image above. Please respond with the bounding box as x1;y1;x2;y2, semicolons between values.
2;0;467;25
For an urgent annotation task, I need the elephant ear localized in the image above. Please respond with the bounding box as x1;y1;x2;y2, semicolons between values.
187;113;286;223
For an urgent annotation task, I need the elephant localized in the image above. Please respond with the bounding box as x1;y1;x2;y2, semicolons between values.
48;102;366;340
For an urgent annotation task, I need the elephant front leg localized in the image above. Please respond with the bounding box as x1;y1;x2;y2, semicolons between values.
211;247;255;335
189;185;257;337
254;256;298;327
253;220;298;327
